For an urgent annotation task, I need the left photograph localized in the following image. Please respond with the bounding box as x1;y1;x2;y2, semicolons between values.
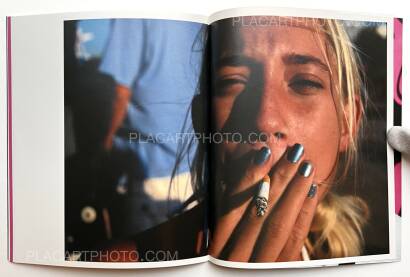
64;18;208;262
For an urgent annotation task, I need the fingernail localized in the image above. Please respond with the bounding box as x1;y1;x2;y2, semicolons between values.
307;183;318;198
298;161;313;177
287;143;304;163
254;147;271;165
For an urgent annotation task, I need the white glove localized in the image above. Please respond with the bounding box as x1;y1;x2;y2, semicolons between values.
387;126;410;155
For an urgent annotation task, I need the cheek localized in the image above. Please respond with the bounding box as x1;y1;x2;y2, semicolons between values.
296;97;340;183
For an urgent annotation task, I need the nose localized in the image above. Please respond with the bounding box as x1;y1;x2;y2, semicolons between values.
254;72;287;144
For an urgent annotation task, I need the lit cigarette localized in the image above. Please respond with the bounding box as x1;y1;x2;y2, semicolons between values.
255;175;270;216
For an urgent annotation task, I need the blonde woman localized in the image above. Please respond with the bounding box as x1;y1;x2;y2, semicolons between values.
204;16;370;261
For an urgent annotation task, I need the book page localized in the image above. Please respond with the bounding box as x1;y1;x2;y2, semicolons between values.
205;7;400;269
7;11;210;268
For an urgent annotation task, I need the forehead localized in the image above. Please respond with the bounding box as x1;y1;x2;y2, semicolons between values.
216;16;330;60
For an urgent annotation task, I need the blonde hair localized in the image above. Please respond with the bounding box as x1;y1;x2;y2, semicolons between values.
306;19;370;259
178;18;371;259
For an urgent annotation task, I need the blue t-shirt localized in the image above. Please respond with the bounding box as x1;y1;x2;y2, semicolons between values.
99;19;204;178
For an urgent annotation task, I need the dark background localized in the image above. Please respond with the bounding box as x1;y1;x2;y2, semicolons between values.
337;22;389;255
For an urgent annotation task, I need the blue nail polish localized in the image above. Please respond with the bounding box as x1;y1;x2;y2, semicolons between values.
307;184;318;198
254;147;271;165
287;143;304;163
298;161;313;177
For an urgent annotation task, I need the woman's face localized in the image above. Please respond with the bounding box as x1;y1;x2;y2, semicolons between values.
212;18;343;196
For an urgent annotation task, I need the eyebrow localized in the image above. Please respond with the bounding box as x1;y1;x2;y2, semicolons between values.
215;54;257;69
215;53;329;72
283;53;329;72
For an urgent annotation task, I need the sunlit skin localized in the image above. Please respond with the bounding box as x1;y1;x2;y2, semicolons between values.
209;17;357;262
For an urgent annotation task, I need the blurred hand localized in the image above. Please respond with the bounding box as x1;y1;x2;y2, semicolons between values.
387;126;410;155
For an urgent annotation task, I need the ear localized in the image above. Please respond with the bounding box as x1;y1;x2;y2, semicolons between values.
339;95;362;152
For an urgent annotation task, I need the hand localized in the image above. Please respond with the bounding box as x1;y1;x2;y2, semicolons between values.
103;85;131;150
210;144;318;262
387;126;410;155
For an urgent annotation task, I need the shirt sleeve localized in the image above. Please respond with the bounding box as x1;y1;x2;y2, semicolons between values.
99;19;145;88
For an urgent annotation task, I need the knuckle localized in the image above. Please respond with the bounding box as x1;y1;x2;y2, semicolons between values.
289;226;307;244
289;211;312;244
243;170;259;185
272;166;290;184
267;220;287;238
298;207;311;219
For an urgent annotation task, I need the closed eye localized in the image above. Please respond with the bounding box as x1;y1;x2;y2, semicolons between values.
216;76;247;88
289;75;324;95
215;74;248;96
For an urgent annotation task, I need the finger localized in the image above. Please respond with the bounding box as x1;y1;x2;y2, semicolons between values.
277;183;318;261
253;161;315;262
210;146;276;257
387;126;410;155
220;144;306;261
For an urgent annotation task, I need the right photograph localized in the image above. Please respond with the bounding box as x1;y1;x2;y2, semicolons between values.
207;16;389;262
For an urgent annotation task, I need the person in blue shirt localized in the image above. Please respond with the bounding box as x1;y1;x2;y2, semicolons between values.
99;19;205;233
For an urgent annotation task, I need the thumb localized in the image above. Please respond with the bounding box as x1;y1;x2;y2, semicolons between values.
387;126;410;155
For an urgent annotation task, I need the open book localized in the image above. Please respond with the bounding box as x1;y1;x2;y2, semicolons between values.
6;7;403;269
